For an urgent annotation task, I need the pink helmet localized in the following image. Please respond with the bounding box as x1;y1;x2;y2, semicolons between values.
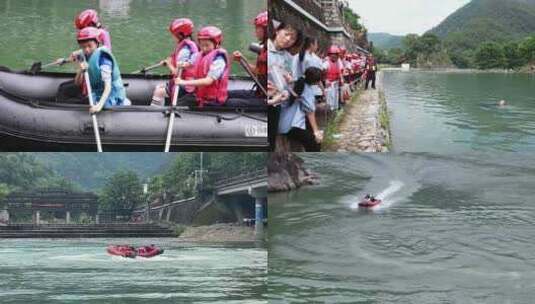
77;27;102;43
254;11;268;28
198;26;223;46
169;18;194;38
74;9;99;30
327;45;340;55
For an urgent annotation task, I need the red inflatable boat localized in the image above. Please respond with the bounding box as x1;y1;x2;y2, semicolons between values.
358;199;382;208
107;245;137;258
107;245;164;258
136;245;164;258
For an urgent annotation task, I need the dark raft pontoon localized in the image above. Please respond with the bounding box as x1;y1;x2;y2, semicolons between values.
0;66;267;151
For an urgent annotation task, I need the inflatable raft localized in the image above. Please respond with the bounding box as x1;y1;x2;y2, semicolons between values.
358;199;382;208
107;245;137;258
0;66;267;151
107;245;164;258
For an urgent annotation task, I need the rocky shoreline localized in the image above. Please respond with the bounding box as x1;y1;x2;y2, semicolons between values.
268;153;319;192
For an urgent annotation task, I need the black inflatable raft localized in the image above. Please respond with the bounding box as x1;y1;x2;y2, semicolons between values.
0;66;267;151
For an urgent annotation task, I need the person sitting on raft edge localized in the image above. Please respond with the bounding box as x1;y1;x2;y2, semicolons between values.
174;26;230;108
73;27;130;114
151;18;199;106
232;11;268;99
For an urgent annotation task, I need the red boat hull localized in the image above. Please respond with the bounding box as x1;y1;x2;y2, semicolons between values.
358;199;382;208
107;245;137;258
137;246;164;258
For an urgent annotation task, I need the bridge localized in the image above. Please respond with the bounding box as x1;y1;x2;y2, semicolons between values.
214;169;267;238
132;169;268;239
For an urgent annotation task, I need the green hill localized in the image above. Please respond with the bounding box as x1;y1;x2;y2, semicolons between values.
368;32;404;50
428;0;535;51
35;153;175;190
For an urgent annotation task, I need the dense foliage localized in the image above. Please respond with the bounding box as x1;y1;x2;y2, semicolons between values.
0;153;267;212
342;6;366;33
429;0;535;42
148;152;267;203
0;153;78;194
373;0;535;70
374;32;535;70
35;153;174;190
99;170;145;214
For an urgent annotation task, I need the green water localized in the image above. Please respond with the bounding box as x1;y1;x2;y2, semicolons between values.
0;238;267;303
0;0;265;74
269;153;535;303
384;71;535;156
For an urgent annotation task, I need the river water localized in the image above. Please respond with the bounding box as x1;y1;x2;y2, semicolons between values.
269;153;535;303
0;0;265;74
384;71;535;156
0;238;267;303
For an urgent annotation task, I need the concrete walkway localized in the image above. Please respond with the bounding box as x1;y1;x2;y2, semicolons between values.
327;72;390;152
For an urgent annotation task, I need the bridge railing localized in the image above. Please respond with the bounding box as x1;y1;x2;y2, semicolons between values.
213;168;267;189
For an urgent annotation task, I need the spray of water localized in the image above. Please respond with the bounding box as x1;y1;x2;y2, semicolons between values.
349;180;405;210
374;180;405;210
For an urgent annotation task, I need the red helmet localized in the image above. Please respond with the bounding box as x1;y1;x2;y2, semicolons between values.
74;9;99;30
339;46;347;55
77;27;102;43
254;11;268;28
198;26;223;46
327;45;340;55
169;18;194;38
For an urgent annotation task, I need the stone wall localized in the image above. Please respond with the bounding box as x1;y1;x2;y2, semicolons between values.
149;194;255;226
320;0;342;27
270;0;363;53
150;197;204;225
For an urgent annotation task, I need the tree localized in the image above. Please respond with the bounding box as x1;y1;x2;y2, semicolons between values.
418;33;441;56
0;153;50;190
474;42;506;69
448;49;473;68
519;36;535;64
342;7;365;32
403;34;420;64
99;170;144;215
372;47;387;64
386;48;405;65
503;42;525;69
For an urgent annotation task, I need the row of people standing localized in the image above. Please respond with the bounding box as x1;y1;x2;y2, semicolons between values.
59;9;267;114
267;21;378;152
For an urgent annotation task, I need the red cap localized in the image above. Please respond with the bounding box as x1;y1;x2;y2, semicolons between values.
198;26;223;46
169;18;194;38
74;9;99;30
254;11;268;28
77;27;102;43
